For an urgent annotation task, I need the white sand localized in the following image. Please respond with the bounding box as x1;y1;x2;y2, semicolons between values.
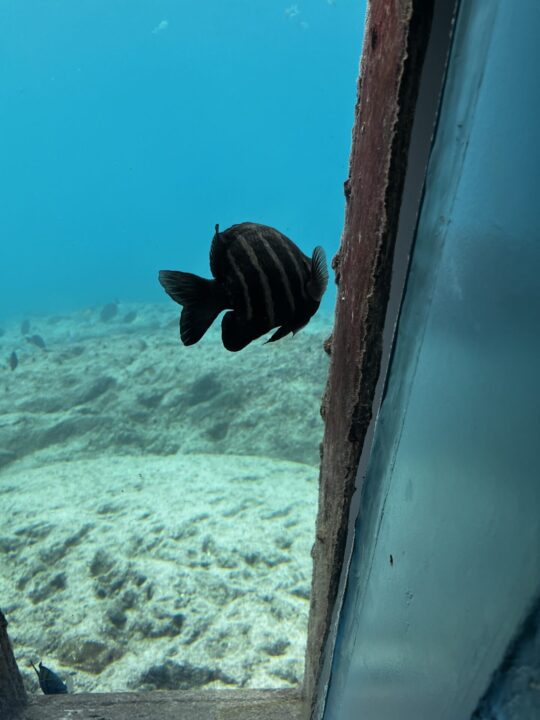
1;453;318;693
0;302;330;693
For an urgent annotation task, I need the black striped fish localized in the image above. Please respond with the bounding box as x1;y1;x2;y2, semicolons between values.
159;222;328;352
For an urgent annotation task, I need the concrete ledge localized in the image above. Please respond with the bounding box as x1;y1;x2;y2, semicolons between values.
23;688;303;720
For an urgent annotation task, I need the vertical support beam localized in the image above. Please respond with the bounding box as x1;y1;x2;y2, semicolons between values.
303;0;436;716
0;609;27;719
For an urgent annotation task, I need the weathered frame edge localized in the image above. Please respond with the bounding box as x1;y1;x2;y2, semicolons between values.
303;0;438;716
1;608;28;719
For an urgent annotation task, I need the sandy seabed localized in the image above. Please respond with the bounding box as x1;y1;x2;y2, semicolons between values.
0;302;331;693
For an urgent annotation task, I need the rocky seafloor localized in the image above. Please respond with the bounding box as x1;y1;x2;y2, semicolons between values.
0;302;331;694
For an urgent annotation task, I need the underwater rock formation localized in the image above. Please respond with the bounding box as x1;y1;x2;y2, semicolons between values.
0;303;329;470
0;448;318;692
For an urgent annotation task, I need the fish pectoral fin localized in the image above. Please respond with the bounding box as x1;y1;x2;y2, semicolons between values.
307;246;329;301
265;325;293;344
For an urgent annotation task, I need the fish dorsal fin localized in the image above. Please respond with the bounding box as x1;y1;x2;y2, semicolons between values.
307;246;329;302
210;224;221;278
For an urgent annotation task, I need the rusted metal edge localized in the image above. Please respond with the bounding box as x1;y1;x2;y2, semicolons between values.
0;608;28;719
303;0;436;715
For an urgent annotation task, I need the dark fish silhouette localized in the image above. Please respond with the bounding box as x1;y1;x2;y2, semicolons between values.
26;334;46;350
159;222;328;351
9;351;18;371
100;302;118;322
123;310;138;323
31;660;68;694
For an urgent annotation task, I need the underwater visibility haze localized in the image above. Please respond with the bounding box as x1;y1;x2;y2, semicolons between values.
0;0;366;695
0;0;364;320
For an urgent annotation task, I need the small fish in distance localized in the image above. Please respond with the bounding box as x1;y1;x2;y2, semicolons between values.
9;351;18;371
31;660;68;694
159;222;328;351
26;334;46;351
100;302;118;322
123;310;138;324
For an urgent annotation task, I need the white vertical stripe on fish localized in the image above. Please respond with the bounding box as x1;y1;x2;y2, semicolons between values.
236;232;275;326
226;248;253;320
274;233;308;300
256;228;296;314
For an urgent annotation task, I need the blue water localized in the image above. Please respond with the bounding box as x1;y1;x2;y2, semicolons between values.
0;0;365;322
0;1;367;695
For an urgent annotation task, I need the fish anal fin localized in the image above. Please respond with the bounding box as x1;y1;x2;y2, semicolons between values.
221;311;256;352
265;325;292;344
222;312;273;351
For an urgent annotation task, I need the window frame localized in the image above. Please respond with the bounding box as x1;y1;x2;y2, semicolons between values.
0;1;456;717
304;0;458;716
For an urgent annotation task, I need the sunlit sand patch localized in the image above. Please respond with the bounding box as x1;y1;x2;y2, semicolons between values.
0;453;318;693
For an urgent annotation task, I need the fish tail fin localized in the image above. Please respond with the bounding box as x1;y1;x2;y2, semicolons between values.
158;270;226;345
